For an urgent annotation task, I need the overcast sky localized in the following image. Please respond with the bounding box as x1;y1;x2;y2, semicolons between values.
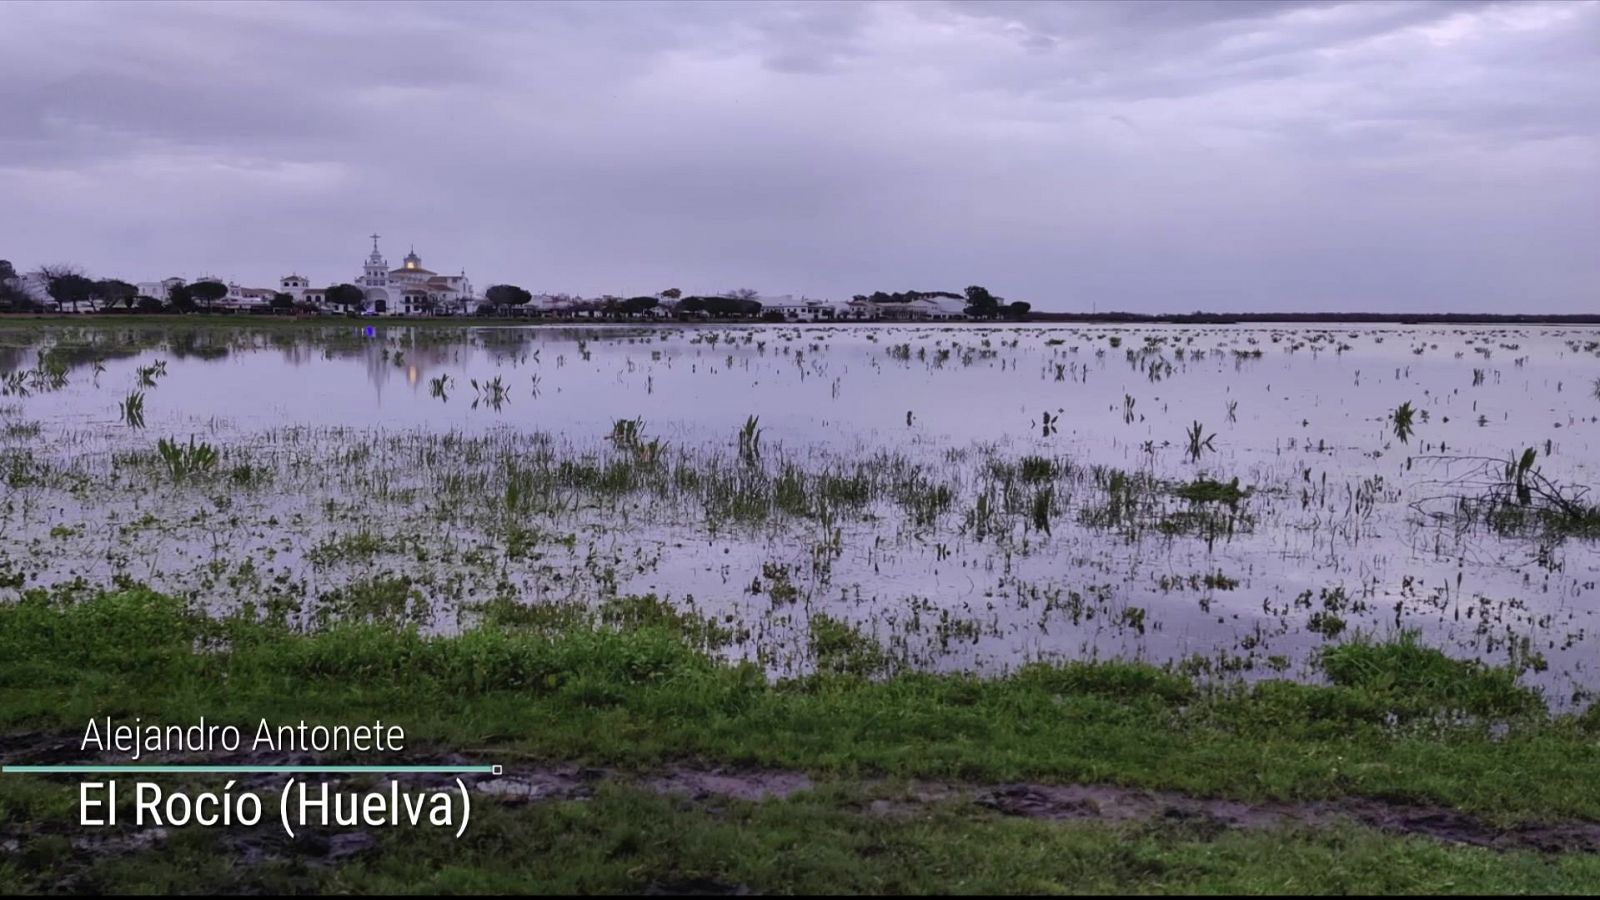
1;0;1595;312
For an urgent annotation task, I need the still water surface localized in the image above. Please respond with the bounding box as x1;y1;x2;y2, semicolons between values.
3;322;1597;699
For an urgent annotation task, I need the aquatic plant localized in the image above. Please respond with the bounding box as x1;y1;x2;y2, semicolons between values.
1184;421;1215;462
156;436;219;479
608;417;645;450
470;375;510;410
1030;485;1054;534
119;391;145;428
601;416;664;465
738;415;763;465
1392;401;1417;444
1018;455;1056;482
135;360;167;388
1174;477;1245;504
809;613;891;677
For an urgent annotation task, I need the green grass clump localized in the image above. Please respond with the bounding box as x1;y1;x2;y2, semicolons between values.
1018;455;1057;482
3;587;1599;824
809;614;891;677
1320;631;1542;720
1173;476;1247;504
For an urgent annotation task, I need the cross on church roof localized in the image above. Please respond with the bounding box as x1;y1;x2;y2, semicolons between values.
370;233;381;252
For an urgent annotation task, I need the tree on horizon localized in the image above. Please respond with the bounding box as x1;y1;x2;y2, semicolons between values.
485;284;532;314
167;282;196;313
189;280;228;312
964;284;1002;318
324;283;366;313
97;279;137;310
36;264;97;313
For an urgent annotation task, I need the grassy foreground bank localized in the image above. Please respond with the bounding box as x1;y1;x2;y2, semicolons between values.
3;587;1599;893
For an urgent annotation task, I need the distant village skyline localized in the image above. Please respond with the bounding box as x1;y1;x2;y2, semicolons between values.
7;233;993;314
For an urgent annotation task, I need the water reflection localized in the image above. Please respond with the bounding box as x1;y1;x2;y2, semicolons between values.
1;321;1597;697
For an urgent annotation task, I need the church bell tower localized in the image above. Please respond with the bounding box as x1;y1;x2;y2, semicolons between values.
364;234;388;287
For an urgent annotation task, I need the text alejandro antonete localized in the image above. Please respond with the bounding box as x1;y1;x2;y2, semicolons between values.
76;718;471;837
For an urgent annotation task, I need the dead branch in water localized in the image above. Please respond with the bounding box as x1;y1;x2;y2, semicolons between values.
1408;449;1600;540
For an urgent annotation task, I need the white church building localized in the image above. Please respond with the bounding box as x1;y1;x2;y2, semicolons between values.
281;235;475;316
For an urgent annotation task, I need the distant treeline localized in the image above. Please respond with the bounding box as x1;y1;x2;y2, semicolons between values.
850;290;965;303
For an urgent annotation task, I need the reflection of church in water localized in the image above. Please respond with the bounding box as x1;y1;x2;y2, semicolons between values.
282;235;474;316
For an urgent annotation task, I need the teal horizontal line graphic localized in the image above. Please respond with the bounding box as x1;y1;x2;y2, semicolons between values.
3;765;497;774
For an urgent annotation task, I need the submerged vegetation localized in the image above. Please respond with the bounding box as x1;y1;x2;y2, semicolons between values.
1;320;1598;697
1416;449;1600;541
1392;400;1418;444
117;390;144;428
3;320;1600;891
154;435;219;479
1172;476;1247;504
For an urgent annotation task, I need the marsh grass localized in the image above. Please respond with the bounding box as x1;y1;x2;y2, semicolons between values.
155;436;218;479
738;415;763;465
118;390;145;428
3;320;1597;706
1018;455;1057;482
1393;401;1417;444
1320;631;1541;719
135;360;167;387
314;574;429;626
1183;421;1216;462
0;418;41;439
1173;477;1247;504
809;613;892;676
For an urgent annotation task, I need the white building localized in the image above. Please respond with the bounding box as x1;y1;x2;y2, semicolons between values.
759;294;845;321
274;236;475;316
135;277;185;303
225;283;277;311
530;293;579;316
844;296;967;320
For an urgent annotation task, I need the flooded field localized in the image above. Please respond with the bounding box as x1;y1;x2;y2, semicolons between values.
2;321;1598;702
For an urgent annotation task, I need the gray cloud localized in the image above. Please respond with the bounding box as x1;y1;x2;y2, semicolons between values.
0;0;1595;311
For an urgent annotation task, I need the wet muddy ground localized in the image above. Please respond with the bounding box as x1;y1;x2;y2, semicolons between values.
4;729;1597;873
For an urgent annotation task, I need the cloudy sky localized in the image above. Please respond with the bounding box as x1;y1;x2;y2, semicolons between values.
1;0;1595;312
